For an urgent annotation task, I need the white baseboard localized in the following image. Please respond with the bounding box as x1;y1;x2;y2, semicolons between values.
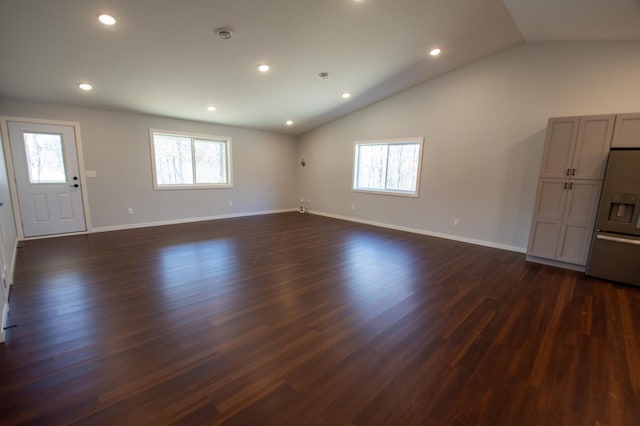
91;208;298;234
309;210;527;254
0;301;8;343
8;239;17;286
17;207;526;254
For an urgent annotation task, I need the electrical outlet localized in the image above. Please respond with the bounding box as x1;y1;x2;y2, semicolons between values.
351;205;356;210
127;208;134;215
454;219;460;226
229;201;233;207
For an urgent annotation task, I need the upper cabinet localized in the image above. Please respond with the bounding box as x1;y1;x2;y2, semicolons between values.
572;115;616;179
539;115;615;180
539;117;579;179
612;113;640;148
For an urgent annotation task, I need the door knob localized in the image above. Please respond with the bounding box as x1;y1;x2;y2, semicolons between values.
70;184;79;188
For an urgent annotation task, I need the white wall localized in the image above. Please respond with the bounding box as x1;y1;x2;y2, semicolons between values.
2;41;640;252
0;101;298;230
297;41;640;251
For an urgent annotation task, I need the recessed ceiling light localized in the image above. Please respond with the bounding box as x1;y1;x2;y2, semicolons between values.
258;64;270;73
78;83;93;91
207;105;217;112
286;120;293;126
430;48;442;56
98;14;116;26
342;92;351;99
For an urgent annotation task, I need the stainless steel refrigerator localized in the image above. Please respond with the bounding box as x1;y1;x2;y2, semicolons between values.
586;149;640;286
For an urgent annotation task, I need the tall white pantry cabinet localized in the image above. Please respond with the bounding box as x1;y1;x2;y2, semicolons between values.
527;115;615;269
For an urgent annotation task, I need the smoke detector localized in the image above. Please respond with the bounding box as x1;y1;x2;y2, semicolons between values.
318;72;329;79
215;28;233;40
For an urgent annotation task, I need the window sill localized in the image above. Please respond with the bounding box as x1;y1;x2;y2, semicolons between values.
154;184;234;190
352;188;419;198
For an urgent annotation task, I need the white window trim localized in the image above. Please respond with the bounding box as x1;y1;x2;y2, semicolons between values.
149;128;233;190
352;137;424;198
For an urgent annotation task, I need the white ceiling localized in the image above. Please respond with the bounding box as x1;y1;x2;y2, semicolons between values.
0;0;638;136
503;0;640;41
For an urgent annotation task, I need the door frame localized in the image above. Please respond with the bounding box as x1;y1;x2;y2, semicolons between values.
0;116;92;240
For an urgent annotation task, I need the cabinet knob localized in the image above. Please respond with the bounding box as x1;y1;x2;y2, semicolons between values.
564;182;568;190
572;168;576;176
566;168;571;176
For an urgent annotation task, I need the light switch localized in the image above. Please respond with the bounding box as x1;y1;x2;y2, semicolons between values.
85;170;97;178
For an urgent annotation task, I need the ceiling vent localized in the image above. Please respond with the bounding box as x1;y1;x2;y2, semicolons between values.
215;28;233;40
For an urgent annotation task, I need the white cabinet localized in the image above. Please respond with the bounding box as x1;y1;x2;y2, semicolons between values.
539;118;579;179
539;115;614;180
528;114;614;268
572;115;615;179
555;180;602;264
528;179;602;265
612;113;640;148
528;179;567;259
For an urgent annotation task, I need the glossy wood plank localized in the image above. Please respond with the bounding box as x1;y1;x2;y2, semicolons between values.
1;212;639;425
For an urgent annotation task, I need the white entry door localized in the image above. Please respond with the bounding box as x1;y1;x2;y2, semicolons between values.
8;121;86;237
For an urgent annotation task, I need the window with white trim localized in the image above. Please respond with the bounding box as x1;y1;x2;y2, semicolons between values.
150;130;232;189
353;138;423;197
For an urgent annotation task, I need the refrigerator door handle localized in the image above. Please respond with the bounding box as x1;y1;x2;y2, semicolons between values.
597;234;640;246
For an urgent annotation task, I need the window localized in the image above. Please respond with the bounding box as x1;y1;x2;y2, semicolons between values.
353;138;423;197
150;130;232;189
23;132;67;183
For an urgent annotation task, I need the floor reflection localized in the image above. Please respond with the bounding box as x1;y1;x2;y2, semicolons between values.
341;232;417;307
39;271;98;344
155;238;239;305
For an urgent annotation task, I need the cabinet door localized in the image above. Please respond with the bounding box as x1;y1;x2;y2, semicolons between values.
533;179;568;220
612;113;640;148
539;117;579;179
527;179;568;259
572;115;614;180
555;180;602;265
528;220;562;259
555;225;593;266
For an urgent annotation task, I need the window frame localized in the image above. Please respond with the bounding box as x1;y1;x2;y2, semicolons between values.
149;129;233;190
352;137;424;198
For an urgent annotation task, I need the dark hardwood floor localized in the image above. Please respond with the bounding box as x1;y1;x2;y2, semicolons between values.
1;212;639;425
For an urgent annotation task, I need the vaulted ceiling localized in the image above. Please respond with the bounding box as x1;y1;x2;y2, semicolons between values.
1;0;639;135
